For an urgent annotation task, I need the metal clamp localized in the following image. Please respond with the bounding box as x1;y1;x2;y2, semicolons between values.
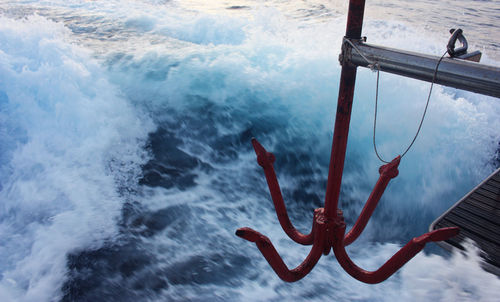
339;37;354;66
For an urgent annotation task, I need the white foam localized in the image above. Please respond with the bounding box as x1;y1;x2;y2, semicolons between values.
104;8;500;300
0;16;153;301
401;243;500;302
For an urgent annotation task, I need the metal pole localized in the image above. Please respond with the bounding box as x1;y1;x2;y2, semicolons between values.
349;42;500;98
324;0;366;218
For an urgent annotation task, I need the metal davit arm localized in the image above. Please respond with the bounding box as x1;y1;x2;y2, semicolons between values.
348;41;500;98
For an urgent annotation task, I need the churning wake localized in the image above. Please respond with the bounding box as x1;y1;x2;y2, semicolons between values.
0;1;499;301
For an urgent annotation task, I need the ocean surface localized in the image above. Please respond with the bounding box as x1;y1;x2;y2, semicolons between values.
1;0;499;301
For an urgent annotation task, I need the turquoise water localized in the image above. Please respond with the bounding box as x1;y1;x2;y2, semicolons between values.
0;1;499;301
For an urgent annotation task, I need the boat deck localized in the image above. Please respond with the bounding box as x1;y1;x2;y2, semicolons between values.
430;168;500;276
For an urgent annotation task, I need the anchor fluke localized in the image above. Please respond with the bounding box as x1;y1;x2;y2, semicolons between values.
251;138;275;168
236;210;329;282
235;227;263;243
250;138;315;245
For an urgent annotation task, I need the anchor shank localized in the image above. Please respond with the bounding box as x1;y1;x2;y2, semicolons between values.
324;0;367;218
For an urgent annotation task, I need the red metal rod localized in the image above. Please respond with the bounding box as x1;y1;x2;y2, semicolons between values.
332;214;460;284
324;0;366;218
345;0;366;38
235;209;327;282
252;138;314;245
344;156;400;246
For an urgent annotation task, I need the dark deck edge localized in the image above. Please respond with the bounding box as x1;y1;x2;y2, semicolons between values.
429;167;500;277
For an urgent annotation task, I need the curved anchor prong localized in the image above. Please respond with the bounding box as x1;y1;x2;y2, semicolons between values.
251;138;314;245
344;156;401;246
235;209;327;282
333;215;460;284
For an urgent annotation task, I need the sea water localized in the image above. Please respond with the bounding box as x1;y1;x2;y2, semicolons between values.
0;1;499;301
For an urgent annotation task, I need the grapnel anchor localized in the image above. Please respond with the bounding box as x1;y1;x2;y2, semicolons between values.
235;0;461;284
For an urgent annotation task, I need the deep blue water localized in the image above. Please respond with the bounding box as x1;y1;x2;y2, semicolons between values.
1;1;499;301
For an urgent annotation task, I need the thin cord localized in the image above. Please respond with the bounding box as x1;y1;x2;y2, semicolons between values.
373;50;448;163
345;37;448;163
372;65;388;163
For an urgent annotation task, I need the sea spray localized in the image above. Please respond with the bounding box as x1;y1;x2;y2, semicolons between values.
0;16;153;301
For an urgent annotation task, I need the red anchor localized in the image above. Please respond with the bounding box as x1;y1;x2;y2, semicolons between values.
236;0;459;284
